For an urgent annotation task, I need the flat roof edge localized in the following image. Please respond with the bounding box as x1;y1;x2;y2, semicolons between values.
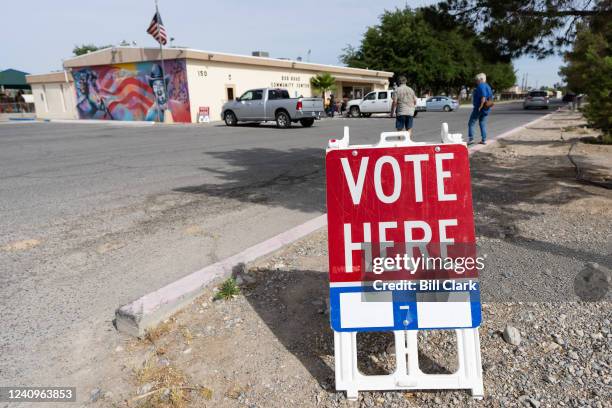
61;47;393;78
26;71;73;84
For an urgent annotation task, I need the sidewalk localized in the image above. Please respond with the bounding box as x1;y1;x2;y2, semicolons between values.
0;112;36;122
93;110;610;407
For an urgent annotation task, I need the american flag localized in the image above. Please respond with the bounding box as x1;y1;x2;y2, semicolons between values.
146;11;167;45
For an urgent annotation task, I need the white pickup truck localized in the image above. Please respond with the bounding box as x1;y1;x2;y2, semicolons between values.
346;90;427;118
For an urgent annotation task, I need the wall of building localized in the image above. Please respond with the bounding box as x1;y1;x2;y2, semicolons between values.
71;59;191;122
31;82;78;120
27;48;392;123
186;59;324;122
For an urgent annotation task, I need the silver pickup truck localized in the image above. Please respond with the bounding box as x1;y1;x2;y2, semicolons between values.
221;88;324;128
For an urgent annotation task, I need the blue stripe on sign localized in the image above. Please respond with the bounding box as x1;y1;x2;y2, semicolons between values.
329;283;481;332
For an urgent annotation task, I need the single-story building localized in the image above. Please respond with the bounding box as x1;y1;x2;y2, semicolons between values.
26;47;393;123
26;71;77;119
1;69;34;114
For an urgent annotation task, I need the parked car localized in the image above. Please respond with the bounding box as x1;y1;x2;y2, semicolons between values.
425;96;459;112
346;90;427;118
221;88;324;128
524;91;549;109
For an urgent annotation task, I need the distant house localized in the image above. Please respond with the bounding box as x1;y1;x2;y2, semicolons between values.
500;84;527;100
0;69;31;92
505;85;522;94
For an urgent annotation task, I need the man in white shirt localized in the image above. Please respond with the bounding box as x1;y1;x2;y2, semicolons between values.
391;76;417;131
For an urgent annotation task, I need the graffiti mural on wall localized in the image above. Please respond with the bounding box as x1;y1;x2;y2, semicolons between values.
73;59;190;122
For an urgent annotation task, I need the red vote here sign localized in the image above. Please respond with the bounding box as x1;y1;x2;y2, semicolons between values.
326;143;477;283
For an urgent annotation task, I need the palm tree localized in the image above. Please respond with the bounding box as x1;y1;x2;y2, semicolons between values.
310;73;336;98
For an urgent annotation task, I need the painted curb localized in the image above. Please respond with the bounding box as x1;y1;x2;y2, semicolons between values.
115;214;327;337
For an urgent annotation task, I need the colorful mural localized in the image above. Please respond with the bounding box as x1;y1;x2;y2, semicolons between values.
73;59;190;122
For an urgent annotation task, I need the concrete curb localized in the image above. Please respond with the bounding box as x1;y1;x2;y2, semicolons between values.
0;120;44;125
48;119;156;126
115;214;327;337
467;110;557;155
114;110;556;337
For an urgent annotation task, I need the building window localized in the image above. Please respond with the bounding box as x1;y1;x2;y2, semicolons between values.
226;87;234;101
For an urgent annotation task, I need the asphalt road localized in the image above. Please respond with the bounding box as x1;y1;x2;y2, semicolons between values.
0;102;553;390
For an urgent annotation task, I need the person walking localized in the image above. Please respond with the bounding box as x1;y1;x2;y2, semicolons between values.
468;73;493;144
391;76;417;132
328;94;335;117
341;95;348;116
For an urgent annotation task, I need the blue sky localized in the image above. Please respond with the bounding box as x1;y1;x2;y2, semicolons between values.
3;0;563;87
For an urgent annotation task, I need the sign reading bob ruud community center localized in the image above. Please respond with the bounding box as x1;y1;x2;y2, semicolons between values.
326;137;482;332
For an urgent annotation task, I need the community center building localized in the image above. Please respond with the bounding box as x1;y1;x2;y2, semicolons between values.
26;47;393;123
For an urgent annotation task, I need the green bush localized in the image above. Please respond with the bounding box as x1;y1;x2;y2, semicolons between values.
560;18;612;143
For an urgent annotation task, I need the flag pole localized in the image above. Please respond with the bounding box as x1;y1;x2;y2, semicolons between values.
156;0;168;122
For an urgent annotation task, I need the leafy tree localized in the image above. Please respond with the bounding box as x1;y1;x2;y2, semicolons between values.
483;62;517;92
72;44;112;56
435;0;612;58
341;8;515;95
310;73;336;97
560;16;612;142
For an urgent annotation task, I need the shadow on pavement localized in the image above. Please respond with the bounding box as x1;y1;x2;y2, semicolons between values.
174;118;606;275
174;147;326;213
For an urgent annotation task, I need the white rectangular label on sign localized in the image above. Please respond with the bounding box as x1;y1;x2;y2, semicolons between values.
416;296;472;328
339;292;394;329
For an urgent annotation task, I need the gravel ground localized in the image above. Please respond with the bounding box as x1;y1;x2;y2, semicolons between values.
77;110;610;408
